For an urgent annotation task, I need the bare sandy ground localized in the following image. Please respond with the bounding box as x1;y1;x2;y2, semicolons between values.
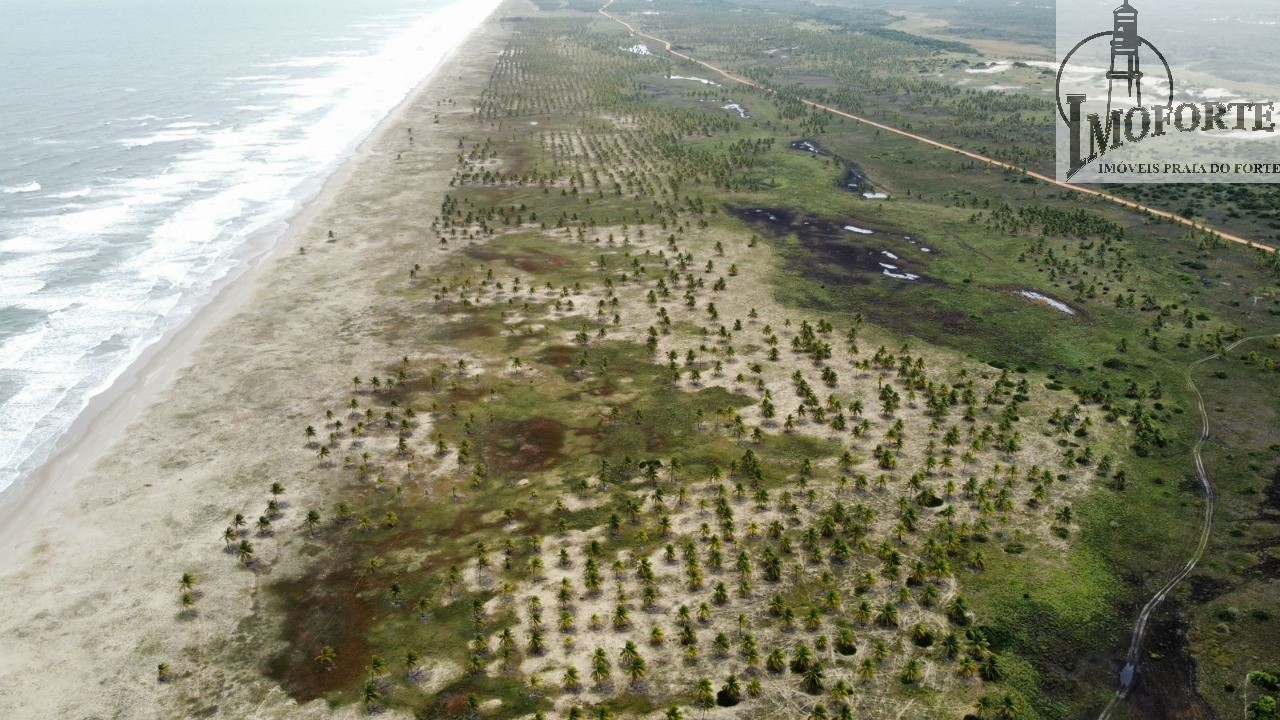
0;9;515;719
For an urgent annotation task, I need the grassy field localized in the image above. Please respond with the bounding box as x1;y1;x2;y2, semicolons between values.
182;2;1280;719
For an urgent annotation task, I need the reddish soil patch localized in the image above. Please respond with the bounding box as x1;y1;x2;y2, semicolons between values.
484;416;566;473
537;345;577;367
265;560;377;702
466;246;568;274
441;322;497;340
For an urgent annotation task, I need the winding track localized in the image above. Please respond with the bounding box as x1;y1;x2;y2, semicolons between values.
1097;333;1279;720
597;0;1276;256
595;4;1280;714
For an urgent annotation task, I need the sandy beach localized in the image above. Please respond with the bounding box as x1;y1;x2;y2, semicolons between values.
0;7;512;717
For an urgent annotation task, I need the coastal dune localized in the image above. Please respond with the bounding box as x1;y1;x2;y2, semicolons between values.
0;8;512;718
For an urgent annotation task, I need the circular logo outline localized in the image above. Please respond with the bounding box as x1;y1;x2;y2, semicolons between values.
1055;31;1175;125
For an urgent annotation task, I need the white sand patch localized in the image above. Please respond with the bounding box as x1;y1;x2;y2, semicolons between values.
1019;291;1076;315
965;62;1010;74
881;251;898;260
843;225;874;235
862;192;888;199
883;269;920;280
722;103;748;118
622;44;652;56
669;75;720;86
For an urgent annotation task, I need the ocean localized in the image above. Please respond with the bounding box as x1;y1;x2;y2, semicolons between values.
0;0;498;497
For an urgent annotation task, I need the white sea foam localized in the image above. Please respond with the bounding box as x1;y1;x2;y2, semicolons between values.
48;187;92;199
3;182;41;194
0;0;503;495
0;325;49;371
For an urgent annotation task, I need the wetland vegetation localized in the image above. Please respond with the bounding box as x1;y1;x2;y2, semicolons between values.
162;1;1280;718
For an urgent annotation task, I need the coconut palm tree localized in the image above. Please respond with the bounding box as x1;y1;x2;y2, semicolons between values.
875;602;899;627
720;674;742;706
591;648;611;685
315;645;336;671
650;626;665;646
947;595;972;626
900;658;924;684
790;644;814;673
405;650;423;681
696;678;715;710
766;647;786;673
996;694;1026;719
236;540;254;566
872;639;890;661
801;661;825;694
853;599;873;625
742;635;760;667
624;654;648;687
834;628;857;656
712;632;731;657
942;632;962;659
563;666;581;691
362;680;382;710
981;655;1005;682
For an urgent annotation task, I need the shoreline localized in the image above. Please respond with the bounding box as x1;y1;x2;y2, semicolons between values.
0;0;499;554
0;4;513;714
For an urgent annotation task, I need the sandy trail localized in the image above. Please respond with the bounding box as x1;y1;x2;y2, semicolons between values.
1097;333;1280;720
597;0;1275;256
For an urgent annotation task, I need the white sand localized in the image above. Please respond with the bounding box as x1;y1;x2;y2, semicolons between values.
0;10;512;718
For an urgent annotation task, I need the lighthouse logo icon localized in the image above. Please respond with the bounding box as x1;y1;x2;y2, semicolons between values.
1056;0;1174;127
1107;1;1144;114
1054;0;1280;184
1055;0;1176;179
